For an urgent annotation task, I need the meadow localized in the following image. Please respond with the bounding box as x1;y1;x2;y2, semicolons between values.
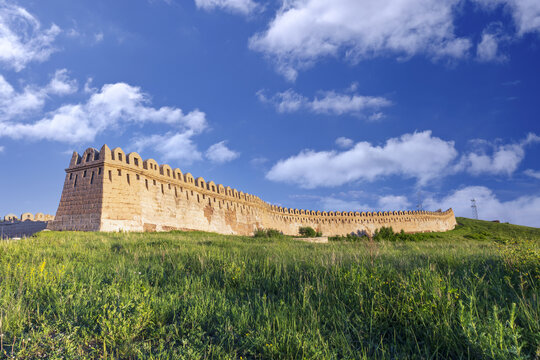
0;218;538;359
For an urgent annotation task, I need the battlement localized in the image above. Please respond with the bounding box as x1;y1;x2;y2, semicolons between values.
2;213;55;222
48;145;457;235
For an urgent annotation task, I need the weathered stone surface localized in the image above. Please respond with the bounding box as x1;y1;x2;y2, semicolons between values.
48;145;457;236
0;212;54;239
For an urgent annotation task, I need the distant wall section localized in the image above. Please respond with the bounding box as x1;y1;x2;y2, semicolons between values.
1;212;54;239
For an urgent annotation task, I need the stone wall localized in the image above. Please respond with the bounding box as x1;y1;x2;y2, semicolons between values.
48;145;457;236
0;213;54;239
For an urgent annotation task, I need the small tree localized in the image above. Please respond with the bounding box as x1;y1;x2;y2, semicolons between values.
299;226;317;237
373;226;396;241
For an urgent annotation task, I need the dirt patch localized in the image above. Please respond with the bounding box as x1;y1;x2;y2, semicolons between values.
296;237;328;243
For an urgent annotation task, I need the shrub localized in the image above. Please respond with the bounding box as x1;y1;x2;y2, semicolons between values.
373;227;425;242
329;231;369;242
373;226;397;241
298;226;317;237
266;229;282;238
253;228;282;238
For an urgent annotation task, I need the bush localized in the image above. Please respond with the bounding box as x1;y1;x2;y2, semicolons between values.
298;226;317;237
373;227;426;242
329;230;369;242
253;228;282;238
373;226;397;241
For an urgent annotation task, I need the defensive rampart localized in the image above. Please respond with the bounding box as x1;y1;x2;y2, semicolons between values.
1;213;54;239
48;145;457;236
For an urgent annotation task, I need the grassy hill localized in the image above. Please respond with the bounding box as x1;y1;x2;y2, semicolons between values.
0;218;538;359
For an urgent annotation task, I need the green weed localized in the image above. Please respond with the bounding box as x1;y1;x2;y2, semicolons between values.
0;217;538;359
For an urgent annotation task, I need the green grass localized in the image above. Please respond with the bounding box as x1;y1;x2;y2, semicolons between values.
0;217;538;359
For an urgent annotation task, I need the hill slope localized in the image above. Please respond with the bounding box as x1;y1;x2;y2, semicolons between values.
0;218;538;359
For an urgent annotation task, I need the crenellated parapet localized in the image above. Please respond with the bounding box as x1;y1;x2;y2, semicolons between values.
48;145;457;235
1;213;55;223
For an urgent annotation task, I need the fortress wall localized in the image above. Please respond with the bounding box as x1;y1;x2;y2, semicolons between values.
1;213;55;239
49;146;457;236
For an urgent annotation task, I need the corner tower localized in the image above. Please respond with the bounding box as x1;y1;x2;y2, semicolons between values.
48;146;108;231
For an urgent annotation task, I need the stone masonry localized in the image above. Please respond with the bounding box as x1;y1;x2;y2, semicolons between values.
1;213;55;239
48;145;457;236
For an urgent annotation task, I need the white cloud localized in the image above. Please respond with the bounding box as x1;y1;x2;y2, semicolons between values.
477;32;502;61
0;82;206;143
268;131;539;189
368;112;385;121
474;0;540;35
378;195;411;210
258;88;391;117
425;186;540;227
461;133;540;175
258;89;306;113
195;0;258;15
132;131;203;164
524;169;540;179
0;145;4;152
0;69;77;120
46;69;78;95
249;0;470;80
335;137;353;149
311;92;392;115
205;140;240;163
476;23;508;62
266;131;459;188
320;197;372;212
0;2;61;71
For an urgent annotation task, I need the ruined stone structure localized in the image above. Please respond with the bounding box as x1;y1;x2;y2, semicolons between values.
1;213;55;222
48;145;457;236
1;213;55;239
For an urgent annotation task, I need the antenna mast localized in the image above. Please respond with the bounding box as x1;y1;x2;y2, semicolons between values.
471;199;478;220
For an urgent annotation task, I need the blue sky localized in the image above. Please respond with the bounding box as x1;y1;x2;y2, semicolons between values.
0;0;539;226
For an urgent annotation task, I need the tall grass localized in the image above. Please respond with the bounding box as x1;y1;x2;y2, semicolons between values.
0;218;538;359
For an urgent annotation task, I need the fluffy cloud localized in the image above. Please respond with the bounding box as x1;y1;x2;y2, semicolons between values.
132;131;203;164
425;186;540;227
205;141;240;163
258;88;391;117
476;22;508;62
249;0;470;80
474;0;540;35
194;0;258;15
0;69;77;121
335;137;354;149
266;131;459;188
378;195;411;210
0;82;206;143
0;145;4;152
0;2;60;71
46;69;78;95
477;32;502;61
461;133;540;175
267;131;540;188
